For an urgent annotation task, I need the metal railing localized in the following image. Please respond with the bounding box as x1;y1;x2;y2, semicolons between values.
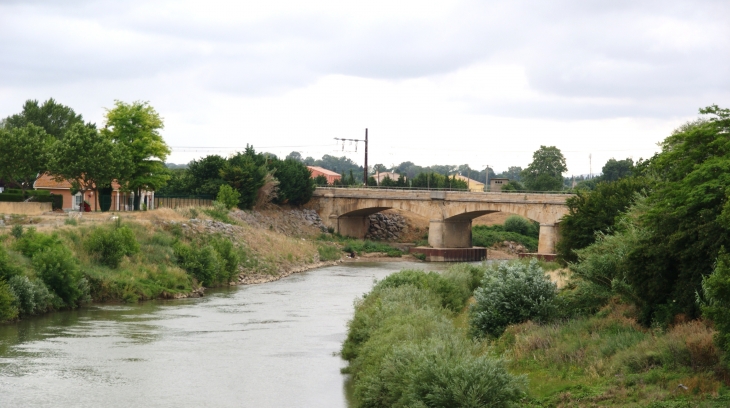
314;186;573;194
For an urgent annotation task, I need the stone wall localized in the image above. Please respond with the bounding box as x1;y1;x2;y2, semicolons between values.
0;202;52;215
365;213;406;241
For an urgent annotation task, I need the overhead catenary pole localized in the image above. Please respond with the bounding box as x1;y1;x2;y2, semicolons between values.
364;128;368;186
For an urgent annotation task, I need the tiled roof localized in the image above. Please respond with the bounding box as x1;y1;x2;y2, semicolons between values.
307;166;341;177
34;173;122;190
454;174;484;186
34;174;72;189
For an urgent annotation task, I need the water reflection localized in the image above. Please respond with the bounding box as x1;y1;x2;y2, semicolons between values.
0;261;446;408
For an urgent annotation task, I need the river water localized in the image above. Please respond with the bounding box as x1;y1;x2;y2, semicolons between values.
0;261;446;408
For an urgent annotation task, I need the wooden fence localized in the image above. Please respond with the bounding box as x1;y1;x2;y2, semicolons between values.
153;196;214;209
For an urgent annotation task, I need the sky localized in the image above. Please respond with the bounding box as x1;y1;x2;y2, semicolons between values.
1;0;728;176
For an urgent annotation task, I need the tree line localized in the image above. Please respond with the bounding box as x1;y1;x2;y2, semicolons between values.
0;98;169;210
159;148;315;208
556;106;730;346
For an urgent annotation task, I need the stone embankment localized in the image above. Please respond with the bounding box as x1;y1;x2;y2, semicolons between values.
493;240;528;254
365;213;406;241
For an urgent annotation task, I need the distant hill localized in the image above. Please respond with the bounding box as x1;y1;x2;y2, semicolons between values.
165;163;189;169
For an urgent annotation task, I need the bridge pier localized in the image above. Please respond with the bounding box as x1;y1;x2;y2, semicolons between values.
427;219;472;248
537;223;559;255
336;216;370;238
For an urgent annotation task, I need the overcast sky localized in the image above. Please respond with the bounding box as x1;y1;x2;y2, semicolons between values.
1;0;728;175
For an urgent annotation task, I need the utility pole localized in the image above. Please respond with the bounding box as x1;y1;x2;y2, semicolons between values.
364;128;368;186
485;165;490;192
334;129;369;186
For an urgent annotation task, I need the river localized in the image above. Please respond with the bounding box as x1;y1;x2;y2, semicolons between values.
0;261;446;408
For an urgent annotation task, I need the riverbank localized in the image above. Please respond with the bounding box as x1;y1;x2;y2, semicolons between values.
342;261;730;407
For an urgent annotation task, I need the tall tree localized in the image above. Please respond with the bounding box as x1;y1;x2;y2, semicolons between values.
2;98;85;140
0;124;53;194
601;158;634;182
102;101;170;210
521;146;567;191
49;124;128;211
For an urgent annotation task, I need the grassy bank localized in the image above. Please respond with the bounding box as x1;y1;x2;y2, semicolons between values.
342;260;730;407
0;207;338;323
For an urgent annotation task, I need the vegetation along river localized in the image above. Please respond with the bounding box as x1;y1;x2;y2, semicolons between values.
0;261;446;408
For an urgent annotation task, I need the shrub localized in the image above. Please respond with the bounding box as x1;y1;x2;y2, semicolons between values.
374;269;468;312
503;215;537;238
317;244;341;261
173;242;224;286
32;245;86;307
0;279;19;322
11;224;23;239
84;224;140;268
8;275;58;316
216;184;241;209
12;228;63;258
203;201;235;224
209;237;240;283
701;252;730;366
0;245;22;281
470;259;558;338
472;225;538;252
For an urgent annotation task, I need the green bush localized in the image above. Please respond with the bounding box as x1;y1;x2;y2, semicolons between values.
0;193;24;202
701;252;730;366
0;279;19;322
12;228;63;258
342;240;403;257
342;282;526;407
11;224;23;239
472;225;538;251
374;269;469;312
84;224;140;268
203;201;235;224
470;259;558;338
503;215;538;238
0;245;22;281
173;242;226;286
209;237;240;283
216;184;241;209
317;244;341;261
357;336;526;408
32;245;87;307
8;275;58;316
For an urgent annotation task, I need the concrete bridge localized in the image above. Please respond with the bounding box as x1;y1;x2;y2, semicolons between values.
309;188;574;255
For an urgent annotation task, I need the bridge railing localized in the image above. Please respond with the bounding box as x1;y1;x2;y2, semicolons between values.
314;186;573;195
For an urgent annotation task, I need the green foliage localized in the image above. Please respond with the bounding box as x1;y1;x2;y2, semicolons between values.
174;238;240;286
317;244;341;261
341;240;403;257
0;123;53;193
8;275;58;316
12;228;63;258
521;145;567;191
623;105;730;323
49;122;129;204
84;224;140;268
215;184;241;209
32;245;87;307
1;98;85;140
0;245;22;281
341;268;526;407
701;252;730;366
557;177;648;263
314;174;329;186
269;158;315;205
410;172;468;189
503;215;538;238
374;269;470;312
601;158;634;182
11;224;23;239
472;225;538;252
203;201;235;224
102;100;170;206
209;237;240;283
470;260;558;338
0;279;19;322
